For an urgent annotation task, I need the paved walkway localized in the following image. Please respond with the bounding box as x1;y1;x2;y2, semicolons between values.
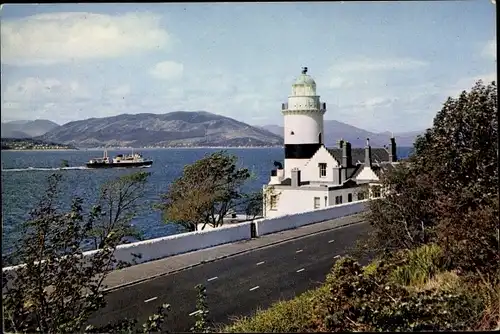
103;212;367;291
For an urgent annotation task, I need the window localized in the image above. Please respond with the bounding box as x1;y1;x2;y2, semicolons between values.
270;195;278;210
290;131;295;135
314;197;320;209
372;186;381;198
324;196;328;207
357;192;365;201
348;193;353;202
319;163;327;177
335;195;343;205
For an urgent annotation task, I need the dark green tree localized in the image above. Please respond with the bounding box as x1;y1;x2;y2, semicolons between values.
361;80;498;277
2;172;170;333
159;151;252;231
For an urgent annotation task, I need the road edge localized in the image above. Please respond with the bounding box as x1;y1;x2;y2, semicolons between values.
104;217;367;292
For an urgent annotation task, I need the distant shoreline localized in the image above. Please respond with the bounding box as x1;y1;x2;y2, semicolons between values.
80;146;284;151
1;146;284;152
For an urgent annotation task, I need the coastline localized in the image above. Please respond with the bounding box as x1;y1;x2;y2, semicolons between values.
1;148;79;152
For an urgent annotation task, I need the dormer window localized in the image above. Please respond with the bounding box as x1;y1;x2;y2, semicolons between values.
319;163;327;177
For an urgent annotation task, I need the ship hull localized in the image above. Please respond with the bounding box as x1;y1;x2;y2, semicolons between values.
86;160;153;169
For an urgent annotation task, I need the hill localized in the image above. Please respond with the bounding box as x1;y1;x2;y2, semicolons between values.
1;120;60;138
260;120;423;147
38;111;284;148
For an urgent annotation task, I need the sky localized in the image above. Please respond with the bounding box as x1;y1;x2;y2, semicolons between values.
0;2;496;133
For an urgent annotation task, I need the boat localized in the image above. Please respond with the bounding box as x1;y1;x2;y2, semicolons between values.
86;148;153;169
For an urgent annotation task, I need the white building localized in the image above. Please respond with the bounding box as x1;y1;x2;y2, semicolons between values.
263;67;399;218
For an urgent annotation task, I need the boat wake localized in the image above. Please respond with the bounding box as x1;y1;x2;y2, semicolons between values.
2;166;89;172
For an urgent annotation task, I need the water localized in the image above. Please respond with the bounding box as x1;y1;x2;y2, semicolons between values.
1;147;413;256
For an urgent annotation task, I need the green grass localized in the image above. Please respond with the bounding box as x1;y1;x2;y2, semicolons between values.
390;244;445;286
221;284;329;333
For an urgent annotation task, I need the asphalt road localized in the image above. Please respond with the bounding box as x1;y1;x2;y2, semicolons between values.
88;221;371;332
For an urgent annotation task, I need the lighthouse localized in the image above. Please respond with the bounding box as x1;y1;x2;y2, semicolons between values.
281;67;326;178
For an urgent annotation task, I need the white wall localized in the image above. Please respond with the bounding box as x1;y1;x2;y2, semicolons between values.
283;113;324;145
265;187;329;218
284;158;308;179
255;200;368;236
302;146;339;182
2;221;254;289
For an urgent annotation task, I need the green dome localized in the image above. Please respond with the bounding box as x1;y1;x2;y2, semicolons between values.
293;67;316;86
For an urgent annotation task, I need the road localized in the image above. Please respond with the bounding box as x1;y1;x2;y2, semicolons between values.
88;221;371;332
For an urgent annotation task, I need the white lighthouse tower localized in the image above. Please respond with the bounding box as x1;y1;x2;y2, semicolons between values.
281;67;326;178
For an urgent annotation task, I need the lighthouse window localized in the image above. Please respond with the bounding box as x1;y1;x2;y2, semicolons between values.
319;163;327;177
290;131;295;135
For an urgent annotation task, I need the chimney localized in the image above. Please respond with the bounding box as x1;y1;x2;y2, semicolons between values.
365;138;372;167
389;134;397;162
337;138;344;149
342;141;352;167
291;168;301;187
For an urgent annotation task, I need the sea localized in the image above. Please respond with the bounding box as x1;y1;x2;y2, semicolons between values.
1;147;413;257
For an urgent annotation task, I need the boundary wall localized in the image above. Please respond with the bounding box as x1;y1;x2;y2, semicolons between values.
254;200;368;236
2;200;369;286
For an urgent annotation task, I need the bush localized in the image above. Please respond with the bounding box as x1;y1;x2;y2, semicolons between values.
311;257;477;332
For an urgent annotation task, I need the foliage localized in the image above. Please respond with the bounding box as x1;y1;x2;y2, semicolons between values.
2;172;171;333
362;81;498;273
3;173;120;333
191;284;210;333
363;162;437;254
262;185;281;214
390;244;446;286
243;191;263;219
88;171;150;249
311;257;476;332
222;285;329;333
436;195;499;280
159;151;252;231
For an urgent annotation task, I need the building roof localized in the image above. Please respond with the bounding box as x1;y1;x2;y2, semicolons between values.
326;147;390;165
279;178;311;186
347;164;364;179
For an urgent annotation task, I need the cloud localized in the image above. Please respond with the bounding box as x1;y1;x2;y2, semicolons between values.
107;85;131;97
1;12;170;66
482;39;496;60
149;61;184;81
2;77;90;103
445;72;497;98
322;56;427;90
330;57;428;73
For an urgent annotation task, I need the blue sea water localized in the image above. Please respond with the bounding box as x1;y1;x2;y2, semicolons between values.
1;147;413;256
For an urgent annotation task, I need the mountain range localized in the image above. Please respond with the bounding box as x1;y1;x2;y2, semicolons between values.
2;112;423;148
1;120;60;138
259;121;422;147
37;111;283;148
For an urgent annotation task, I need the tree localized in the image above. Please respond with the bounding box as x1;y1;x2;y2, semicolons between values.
243;191;264;220
88;171;150;249
160;151;252;231
362;162;437;254
2;172;171;333
361;80;498;275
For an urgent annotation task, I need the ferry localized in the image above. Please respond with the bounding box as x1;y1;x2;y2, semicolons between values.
86;149;153;169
